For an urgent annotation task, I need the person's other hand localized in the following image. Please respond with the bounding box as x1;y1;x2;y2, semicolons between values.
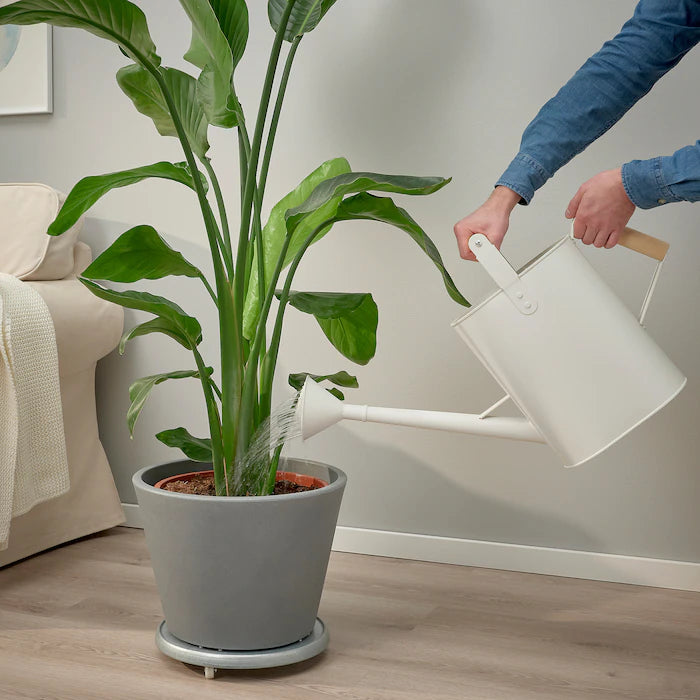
566;168;636;248
454;186;521;261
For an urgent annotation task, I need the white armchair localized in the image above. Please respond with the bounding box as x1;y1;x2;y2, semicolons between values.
0;184;124;567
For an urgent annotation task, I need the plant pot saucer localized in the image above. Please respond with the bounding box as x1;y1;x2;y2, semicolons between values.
155;618;329;679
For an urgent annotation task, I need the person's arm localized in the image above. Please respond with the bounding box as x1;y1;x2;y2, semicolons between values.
453;186;520;261
497;0;700;204
622;140;700;208
455;0;700;259
564;140;700;248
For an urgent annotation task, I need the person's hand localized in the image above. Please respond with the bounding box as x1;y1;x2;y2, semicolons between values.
566;168;636;248
454;186;521;261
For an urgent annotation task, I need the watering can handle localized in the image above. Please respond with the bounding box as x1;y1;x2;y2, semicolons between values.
468;234;538;315
620;227;669;324
568;223;669;261
617;226;670;262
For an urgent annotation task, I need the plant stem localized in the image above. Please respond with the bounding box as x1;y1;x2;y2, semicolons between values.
231;1;299;463
237;132;249;206
251;192;266;376
235;225;296;463
235;98;251;204
258;36;302;205
253;214;266;328
249;37;303;390
251;36;302;423
148;66;238;493
259;218;336;416
210;379;223;402
197;273;217;306
234;0;298;327
192;346;226;494
264;444;283;495
233;93;250;155
203;158;234;276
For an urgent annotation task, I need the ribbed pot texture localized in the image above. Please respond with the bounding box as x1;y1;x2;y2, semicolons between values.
133;458;346;651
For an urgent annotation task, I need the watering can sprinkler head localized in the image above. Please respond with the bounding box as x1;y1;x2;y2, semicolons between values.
297;377;345;440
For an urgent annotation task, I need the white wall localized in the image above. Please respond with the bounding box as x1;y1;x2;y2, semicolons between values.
1;0;699;564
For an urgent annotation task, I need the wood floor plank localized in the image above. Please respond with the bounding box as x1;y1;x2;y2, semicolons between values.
0;527;698;699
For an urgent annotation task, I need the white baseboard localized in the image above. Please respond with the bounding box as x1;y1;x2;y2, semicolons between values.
120;503;700;592
121;503;144;529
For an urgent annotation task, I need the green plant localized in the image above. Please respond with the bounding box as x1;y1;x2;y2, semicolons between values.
0;0;470;496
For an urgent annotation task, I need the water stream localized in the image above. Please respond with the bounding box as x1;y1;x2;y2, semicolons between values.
231;396;302;495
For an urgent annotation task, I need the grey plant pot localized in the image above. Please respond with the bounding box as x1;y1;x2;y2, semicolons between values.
133;457;346;651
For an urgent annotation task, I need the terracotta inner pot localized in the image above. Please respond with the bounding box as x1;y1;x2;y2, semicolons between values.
154;469;328;491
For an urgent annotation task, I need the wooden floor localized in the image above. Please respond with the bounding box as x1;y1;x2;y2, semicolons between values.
0;528;698;699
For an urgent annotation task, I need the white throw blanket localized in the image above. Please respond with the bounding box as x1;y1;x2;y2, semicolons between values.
0;273;69;550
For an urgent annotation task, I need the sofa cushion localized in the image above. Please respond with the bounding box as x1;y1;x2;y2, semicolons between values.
0;183;83;281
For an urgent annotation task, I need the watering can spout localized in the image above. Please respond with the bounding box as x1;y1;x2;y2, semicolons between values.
296;376;346;439
297;377;545;444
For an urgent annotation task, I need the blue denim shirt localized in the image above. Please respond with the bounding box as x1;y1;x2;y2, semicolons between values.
497;0;700;209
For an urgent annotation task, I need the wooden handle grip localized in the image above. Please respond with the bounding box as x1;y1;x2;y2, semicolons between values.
618;227;669;261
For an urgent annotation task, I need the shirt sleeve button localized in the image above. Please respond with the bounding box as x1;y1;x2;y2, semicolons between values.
657;198;666;204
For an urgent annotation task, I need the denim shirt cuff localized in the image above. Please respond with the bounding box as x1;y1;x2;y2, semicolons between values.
495;153;551;205
621;158;683;209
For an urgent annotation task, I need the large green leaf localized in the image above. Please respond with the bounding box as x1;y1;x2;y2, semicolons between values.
119;317;194;354
286;291;378;365
288;370;358;400
267;0;337;41
48;162;203;236
128;369;211;435
180;0;239;128
288;370;358;391
156;427;213;462
117;66;210;159
0;0;160;67
242;157;351;339
285;172;451;235
185;0;248;70
335;193;470;308
282;291;366;316
83;225;202;283
79;279;202;348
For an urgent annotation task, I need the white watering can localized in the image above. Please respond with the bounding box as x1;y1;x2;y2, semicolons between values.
297;226;686;467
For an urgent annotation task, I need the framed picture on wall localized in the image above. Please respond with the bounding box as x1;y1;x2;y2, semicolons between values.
0;23;52;116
